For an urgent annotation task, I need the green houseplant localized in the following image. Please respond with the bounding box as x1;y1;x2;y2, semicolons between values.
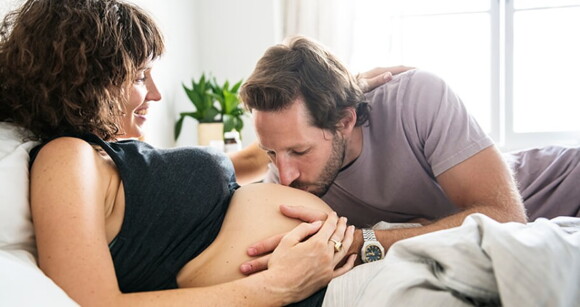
174;73;246;141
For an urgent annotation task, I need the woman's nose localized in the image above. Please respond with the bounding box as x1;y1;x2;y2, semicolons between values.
146;79;162;101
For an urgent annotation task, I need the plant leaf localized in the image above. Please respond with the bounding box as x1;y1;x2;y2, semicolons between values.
231;79;243;93
202;107;220;123
223;115;245;135
223;115;234;133
179;75;248;132
174;116;185;140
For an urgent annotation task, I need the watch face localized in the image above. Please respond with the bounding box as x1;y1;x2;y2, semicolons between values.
364;244;383;262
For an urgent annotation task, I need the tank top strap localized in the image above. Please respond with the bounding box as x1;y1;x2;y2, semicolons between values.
29;133;115;166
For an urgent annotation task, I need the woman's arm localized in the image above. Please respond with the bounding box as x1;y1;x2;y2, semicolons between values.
30;138;353;306
30;138;124;305
355;65;414;92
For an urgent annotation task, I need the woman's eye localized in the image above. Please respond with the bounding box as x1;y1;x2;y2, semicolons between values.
135;76;147;83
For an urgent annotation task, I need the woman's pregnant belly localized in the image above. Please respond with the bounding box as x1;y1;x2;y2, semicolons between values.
176;183;332;288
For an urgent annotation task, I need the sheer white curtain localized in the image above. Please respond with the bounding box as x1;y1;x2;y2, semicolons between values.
281;0;355;62
0;0;20;18
281;0;580;150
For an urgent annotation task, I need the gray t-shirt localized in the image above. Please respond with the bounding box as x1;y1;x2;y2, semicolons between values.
506;146;580;221
265;70;580;226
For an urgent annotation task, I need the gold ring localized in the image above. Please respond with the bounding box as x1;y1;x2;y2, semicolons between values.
329;239;342;253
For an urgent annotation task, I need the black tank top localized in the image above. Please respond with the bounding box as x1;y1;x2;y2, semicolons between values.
30;134;238;292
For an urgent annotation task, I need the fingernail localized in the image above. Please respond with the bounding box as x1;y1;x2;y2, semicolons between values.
240;264;251;273
247;247;257;256
312;220;323;227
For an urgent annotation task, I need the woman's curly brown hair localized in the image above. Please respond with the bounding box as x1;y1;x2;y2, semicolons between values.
0;0;164;141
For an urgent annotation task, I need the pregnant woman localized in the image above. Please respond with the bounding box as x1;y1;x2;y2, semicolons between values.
0;0;356;305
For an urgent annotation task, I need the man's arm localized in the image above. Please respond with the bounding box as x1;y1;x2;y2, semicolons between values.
349;144;527;255
349;70;526;255
240;145;527;274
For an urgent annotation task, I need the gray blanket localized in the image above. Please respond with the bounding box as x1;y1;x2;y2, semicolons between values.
323;214;580;307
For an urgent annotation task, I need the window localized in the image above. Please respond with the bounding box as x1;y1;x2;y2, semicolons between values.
349;0;580;151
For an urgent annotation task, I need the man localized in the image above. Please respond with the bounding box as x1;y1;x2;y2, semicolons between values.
236;36;580;271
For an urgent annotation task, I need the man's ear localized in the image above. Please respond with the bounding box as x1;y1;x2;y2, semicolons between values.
337;108;357;135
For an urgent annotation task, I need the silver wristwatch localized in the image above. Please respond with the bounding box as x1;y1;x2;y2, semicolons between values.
361;228;385;263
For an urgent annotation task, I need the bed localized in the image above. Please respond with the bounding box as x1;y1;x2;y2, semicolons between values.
2;122;579;306
324;214;580;306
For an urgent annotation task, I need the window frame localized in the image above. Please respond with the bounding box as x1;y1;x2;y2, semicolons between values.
349;0;580;151
503;0;580;151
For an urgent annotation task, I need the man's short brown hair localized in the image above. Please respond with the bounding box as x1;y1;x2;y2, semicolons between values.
240;36;369;132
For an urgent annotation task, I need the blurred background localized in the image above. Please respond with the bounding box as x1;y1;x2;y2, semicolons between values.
2;0;579;152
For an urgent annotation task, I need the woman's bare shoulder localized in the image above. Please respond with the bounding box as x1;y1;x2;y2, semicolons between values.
35;136;94;157
30;137;112;199
32;137;107;171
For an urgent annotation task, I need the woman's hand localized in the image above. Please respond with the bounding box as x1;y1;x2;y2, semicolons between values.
240;205;330;275
356;65;414;92
263;212;356;304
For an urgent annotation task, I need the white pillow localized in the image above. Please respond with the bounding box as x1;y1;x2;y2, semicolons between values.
0;123;79;305
0;122;38;257
0;249;78;306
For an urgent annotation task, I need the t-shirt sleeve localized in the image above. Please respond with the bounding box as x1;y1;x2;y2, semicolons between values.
405;70;494;177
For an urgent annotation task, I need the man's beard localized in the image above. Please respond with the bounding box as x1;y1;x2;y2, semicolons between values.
290;135;347;197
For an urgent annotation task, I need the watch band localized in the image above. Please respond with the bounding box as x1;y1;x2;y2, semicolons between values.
361;228;385;263
362;228;377;241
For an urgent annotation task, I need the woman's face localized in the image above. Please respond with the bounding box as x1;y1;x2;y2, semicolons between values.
121;64;162;138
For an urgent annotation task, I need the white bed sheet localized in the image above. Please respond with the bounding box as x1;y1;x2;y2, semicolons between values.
324;214;580;307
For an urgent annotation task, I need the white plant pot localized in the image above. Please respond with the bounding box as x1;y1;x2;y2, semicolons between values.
197;122;223;147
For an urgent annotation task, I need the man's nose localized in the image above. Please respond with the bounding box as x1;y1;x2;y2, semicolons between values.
276;158;299;186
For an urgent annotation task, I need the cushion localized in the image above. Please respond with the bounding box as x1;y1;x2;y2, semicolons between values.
0;122;38;257
0;123;77;305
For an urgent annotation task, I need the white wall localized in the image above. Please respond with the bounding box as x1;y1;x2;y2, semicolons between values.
191;0;282;148
129;0;199;148
134;0;281;148
0;0;17;15
1;0;281;148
